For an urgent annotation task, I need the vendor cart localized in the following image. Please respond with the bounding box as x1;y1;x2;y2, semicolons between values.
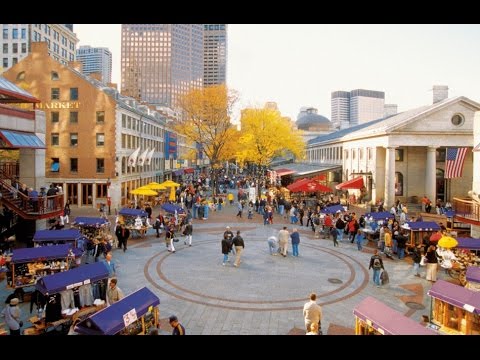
74;287;160;335
402;221;441;248
33;229;87;251
353;296;436;335
118;208;149;238
465;266;480;292
427;279;480;335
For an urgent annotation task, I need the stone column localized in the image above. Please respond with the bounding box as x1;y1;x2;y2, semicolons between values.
77;183;82;207
384;146;397;207
425;146;437;204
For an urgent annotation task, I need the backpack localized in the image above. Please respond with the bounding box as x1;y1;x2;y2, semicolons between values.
373;257;381;269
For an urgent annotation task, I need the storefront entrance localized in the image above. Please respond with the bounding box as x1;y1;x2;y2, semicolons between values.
82;183;93;206
436;168;445;201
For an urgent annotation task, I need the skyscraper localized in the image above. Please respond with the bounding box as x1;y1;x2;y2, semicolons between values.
331;89;386;129
121;24;204;108
1;24;78;71
76;45;112;84
203;24;227;86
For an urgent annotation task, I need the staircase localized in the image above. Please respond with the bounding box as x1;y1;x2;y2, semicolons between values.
0;170;64;221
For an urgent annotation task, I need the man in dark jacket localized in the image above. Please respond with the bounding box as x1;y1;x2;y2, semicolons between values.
115;223;130;252
232;231;245;267
290;228;301;256
368;250;384;287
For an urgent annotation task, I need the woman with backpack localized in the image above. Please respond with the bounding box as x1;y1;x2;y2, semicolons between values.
368;250;384;287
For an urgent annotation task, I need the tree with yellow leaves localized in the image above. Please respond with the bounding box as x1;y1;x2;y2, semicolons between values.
237;107;304;168
175;85;239;193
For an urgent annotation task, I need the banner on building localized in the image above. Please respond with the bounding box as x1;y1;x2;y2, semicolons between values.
165;132;177;160
128;147;141;167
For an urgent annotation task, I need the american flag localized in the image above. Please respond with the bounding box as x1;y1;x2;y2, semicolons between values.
445;147;468;179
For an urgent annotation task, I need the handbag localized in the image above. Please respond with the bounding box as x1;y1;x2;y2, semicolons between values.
420;255;427;266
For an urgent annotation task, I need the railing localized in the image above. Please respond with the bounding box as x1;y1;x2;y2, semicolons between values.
0;162;19;179
0;178;64;220
452;197;480;225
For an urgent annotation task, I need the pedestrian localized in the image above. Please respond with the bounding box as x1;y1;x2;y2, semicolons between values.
169;315;185;335
355;229;364;251
330;226;338;247
232;230;245;267
412;245;422;277
303;293;322;333
267;235;279;255
425;245;439;282
236;202;243;218
165;226;176;253
106;278;124;306
183;220;193;247
221;235;230;266
0;297;22;335
369;250;384;287
290;228;300;257
115;223;130;252
224;226;235;255
278;226;289;257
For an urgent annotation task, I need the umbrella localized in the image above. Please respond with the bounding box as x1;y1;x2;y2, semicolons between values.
160;180;180;188
130;188;158;196
438;236;458;249
429;232;442;242
169;186;176;201
145;182;167;190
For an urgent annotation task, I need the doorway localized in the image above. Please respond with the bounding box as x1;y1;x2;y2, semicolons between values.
81;183;93;206
436;168;445;201
67;183;78;206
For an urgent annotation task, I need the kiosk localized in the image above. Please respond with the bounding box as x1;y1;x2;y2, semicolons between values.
118;209;149;238
23;262;110;335
403;221;441;248
465;266;480;292
427;279;480;335
320;204;345;214
7;244;73;289
33;229;86;250
74;287;160;335
353;296;436;335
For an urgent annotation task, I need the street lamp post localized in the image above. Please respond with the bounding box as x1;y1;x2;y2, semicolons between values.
106;178;111;215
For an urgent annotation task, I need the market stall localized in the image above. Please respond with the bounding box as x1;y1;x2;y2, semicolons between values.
74;287;160;335
118;208;149;238
320;204;345;214
402;221;441;248
465;266;480;292
161;203;186;231
456;237;480;254
353;296;435;335
22;262;110;335
72;217;111;241
6;244;73;289
427;279;480;335
33;229;87;250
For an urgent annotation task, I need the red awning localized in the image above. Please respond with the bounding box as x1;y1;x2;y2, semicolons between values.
275;168;295;176
336;176;364;190
184;168;194;174
286;178;310;191
312;173;327;182
290;181;332;193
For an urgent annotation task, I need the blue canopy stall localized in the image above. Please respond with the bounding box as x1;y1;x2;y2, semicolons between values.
36;262;109;295
465;266;480;292
320;204;345;214
9;244;73;289
456;237;480;251
33;229;86;250
71;217;112;248
353;296;436;335
403;221;441;248
118;208;147;217
72;217;110;227
74;287;160;335
364;211;394;221
427;279;480;334
161;203;185;214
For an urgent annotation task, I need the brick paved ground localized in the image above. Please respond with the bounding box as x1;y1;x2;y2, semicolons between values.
1;194;453;335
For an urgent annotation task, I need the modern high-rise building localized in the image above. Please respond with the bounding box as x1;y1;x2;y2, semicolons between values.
76;45;112;84
331;89;385;129
203;24;227;86
121;24;204;108
1;24;78;71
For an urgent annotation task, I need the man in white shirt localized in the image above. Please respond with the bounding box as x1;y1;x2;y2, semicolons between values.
278;226;290;257
303;293;322;332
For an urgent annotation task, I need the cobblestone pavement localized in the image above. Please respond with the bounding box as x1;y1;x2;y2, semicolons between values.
1;197;452;335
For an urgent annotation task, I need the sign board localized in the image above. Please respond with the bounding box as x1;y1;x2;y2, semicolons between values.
123;308;138;328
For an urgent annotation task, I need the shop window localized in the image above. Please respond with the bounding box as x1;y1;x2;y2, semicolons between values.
395;149;404;161
395;172;403;196
70;158;78;172
51;158;59;172
97;184;107;198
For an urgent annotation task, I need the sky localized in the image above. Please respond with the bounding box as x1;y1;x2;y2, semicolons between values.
75;24;480;122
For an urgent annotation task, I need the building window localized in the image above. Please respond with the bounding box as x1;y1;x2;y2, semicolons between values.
70;133;78;146
451;113;464;126
51;112;59;123
70;158;78;173
51;158;60;172
96;133;105;146
21;28;26;39
12;43;17;53
51;133;59;146
69;111;78;123
436;148;446;162
97;184;107;198
122;114;126;128
96;111;105;123
368;147;373;160
21;43;26;53
16;71;25;81
2;43;7;53
352;149;356;160
70;88;78;100
395;172;403;196
12;58;17;65
2;58;7;68
12;28;18;39
344;150;348;160
359;148;364;160
51;71;59;81
51;88;60;100
96;158;105;173
395;149;404;161
2;29;7;39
